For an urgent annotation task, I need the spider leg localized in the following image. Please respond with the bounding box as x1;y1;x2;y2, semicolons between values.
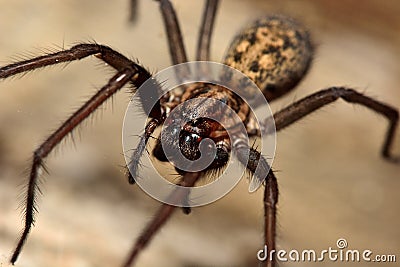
122;171;202;267
129;0;139;23
234;140;278;267
156;0;188;64
262;87;399;162
126;118;161;184
263;172;278;267
196;0;220;61
0;43;163;118
9;68;145;264
1;44;138;78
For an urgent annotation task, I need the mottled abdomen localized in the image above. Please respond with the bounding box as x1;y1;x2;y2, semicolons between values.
224;15;313;102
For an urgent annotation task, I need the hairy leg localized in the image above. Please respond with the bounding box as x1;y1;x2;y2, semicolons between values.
0;46;160;263
262;87;399;161
122;171;202;267
0;43;163;118
263;171;278;267
0;44;139;78
8;68;144;263
234;140;278;267
156;0;188;65
129;0;138;23
196;0;220;61
126;118;161;184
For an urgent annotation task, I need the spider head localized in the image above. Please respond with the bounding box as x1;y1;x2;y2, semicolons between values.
153;117;230;172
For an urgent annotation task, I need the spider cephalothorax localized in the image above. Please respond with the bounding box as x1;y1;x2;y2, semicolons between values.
153;83;251;165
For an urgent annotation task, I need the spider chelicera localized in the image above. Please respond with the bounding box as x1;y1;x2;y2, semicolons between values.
1;0;399;267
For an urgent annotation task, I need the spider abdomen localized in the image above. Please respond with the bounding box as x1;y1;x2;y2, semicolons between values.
224;15;314;101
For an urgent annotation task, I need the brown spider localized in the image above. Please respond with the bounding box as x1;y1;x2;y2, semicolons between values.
0;0;399;267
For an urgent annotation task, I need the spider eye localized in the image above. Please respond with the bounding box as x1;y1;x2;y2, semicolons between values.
179;131;202;161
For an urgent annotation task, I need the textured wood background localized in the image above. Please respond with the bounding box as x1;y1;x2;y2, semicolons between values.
0;0;399;266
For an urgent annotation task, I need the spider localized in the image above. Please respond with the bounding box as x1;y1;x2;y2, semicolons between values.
1;0;399;267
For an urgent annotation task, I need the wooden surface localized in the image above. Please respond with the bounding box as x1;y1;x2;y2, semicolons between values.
0;0;399;266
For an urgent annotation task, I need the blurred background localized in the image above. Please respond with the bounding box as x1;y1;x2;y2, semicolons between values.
0;0;399;266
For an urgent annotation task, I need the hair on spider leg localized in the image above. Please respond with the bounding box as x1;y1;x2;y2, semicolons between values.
126;119;162;185
16;159;48;205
